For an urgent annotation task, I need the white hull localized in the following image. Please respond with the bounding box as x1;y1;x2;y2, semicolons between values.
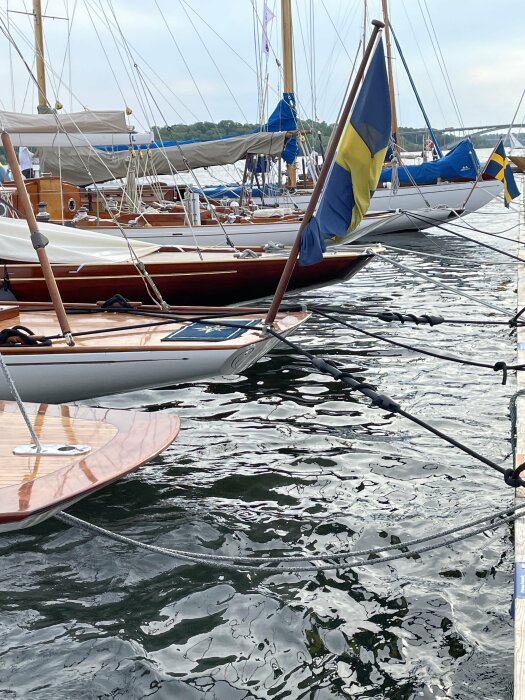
0;333;288;403
264;180;503;229
91;213;392;248
89;181;502;247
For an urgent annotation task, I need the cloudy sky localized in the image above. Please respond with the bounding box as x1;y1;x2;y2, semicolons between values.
0;0;524;134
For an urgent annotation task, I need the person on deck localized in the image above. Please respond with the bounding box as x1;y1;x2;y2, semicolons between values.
18;146;36;178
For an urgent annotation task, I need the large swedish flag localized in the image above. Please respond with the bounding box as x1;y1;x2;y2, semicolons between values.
300;38;391;266
484;140;520;208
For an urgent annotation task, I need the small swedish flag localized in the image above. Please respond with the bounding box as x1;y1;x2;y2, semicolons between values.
484;140;520;207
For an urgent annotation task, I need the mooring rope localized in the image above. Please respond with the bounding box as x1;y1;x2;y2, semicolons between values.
374;252;513;315
55;502;524;573
263;326;525;489
404;211;525;263
313;308;522;385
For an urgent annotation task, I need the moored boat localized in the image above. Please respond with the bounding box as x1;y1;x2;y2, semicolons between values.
0;401;180;531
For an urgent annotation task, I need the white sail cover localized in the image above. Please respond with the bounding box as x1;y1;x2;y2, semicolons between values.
0;110;153;147
0;110;131;134
38;131;288;185
0;218;160;263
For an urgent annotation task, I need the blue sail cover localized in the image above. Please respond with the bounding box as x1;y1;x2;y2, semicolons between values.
379;138;480;185
265;92;298;165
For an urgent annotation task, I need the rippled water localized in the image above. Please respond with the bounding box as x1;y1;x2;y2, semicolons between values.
0;192;521;699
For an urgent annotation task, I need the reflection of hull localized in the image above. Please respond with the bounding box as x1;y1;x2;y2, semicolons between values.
264;180;503;229
0;403;180;532
0;307;310;402
2;247;377;306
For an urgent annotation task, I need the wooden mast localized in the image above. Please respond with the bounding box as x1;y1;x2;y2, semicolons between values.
281;0;297;189
381;0;399;157
264;20;385;326
1;133;74;345
33;0;51;114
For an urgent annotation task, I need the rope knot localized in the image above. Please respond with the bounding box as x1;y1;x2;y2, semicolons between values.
0;325;51;347
101;294;133;309
504;463;525;488
493;361;508;385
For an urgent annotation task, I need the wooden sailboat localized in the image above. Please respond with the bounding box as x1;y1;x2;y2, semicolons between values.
0;401;180;531
0;216;378;306
0;122;312;402
256;0;502;226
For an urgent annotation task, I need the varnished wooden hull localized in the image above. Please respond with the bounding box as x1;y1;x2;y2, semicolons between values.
1;249;374;306
0;403;179;531
510;155;525;172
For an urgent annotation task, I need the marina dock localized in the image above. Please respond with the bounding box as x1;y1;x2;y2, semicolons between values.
517;194;525;699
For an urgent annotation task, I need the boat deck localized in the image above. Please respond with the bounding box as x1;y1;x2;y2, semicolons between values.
0;403;180;529
0;306;309;353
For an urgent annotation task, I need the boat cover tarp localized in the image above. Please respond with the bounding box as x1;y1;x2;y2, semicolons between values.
379;138;480;185
265;93;298;165
0;217;160;263
39;131;288;185
0;110;130;134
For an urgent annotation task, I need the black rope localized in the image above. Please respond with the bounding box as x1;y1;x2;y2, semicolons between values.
308;304;520;327
263;326;525;490
41;303;286;341
0;325;51;347
313;309;523;385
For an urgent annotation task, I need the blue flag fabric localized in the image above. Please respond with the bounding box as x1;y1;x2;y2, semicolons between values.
484;140;520;207
299;38;391;266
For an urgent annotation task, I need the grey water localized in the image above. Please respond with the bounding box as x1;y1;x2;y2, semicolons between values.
0;195;520;699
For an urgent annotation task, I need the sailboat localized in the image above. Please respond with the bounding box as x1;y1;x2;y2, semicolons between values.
0;115;312;403
255;0;502;229
0;400;180;531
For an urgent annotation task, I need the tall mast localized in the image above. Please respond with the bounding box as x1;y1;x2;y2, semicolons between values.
33;0;51;113
281;0;296;188
381;0;399;153
281;0;293;95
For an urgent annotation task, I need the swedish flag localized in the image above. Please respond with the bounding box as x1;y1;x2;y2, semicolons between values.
300;38;391;265
484;140;520;207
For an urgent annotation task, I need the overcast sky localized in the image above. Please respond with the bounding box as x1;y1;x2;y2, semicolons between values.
1;0;523;133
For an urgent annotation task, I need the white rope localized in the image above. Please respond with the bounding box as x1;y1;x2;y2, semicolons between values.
0;353;42;451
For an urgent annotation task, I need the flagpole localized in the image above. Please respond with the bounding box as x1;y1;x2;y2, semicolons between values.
264;19;384;327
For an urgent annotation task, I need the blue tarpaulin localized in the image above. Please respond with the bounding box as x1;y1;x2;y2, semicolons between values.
265;92;298;165
379;138;480;185
199;183;283;199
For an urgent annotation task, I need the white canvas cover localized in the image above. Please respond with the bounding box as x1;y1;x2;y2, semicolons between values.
0;110;131;134
0;218;160;263
39;131;288;185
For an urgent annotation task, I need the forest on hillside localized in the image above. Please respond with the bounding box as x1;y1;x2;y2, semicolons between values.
153;119;518;152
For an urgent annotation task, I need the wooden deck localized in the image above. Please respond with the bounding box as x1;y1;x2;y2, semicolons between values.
0;402;180;527
0;306;309;354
